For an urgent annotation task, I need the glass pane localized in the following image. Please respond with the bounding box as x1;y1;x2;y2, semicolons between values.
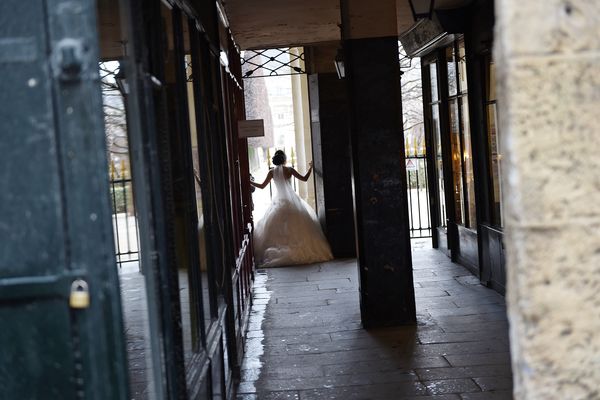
446;46;457;97
432;104;446;228
164;7;197;364
100;59;157;400
487;103;503;226
429;63;439;102
184;31;214;339
461;98;477;229
449;100;464;225
457;39;468;93
487;58;496;101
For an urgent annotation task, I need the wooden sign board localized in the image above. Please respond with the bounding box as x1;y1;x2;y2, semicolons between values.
238;119;265;138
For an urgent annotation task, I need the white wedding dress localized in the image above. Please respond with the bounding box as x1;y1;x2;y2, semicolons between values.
253;166;333;268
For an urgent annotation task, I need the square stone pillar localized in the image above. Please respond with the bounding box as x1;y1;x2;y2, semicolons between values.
308;72;356;258
345;36;416;327
496;1;600;398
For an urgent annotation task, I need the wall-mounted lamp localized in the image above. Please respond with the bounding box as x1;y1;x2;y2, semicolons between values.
334;48;345;79
408;0;435;21
115;60;129;95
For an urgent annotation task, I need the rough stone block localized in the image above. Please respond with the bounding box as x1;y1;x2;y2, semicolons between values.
505;225;600;400
496;0;600;56
500;56;600;225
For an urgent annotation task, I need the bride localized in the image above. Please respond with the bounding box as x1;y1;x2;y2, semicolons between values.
250;150;333;268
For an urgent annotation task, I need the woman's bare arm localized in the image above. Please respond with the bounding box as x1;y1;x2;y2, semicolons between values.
290;162;313;182
250;169;273;189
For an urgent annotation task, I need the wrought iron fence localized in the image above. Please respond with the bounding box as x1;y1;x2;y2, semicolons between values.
109;176;140;267
406;155;432;238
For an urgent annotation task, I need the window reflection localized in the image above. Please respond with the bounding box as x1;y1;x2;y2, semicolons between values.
431;104;446;228
449;100;464;225
161;3;197;363
461;99;476;228
185;53;213;332
430;63;439;102
446;46;457;97
457;38;468;93
485;58;503;227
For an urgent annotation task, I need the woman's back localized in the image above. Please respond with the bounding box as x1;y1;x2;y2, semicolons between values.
253;167;332;267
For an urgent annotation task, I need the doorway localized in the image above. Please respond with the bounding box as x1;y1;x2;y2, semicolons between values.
399;43;433;251
242;48;316;223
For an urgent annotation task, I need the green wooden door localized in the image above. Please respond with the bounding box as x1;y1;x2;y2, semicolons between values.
0;0;129;398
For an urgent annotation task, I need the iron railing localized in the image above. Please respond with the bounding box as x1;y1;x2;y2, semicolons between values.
110;177;140;267
406;155;432;238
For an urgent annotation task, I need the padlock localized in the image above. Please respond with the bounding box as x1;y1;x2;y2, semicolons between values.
69;279;90;309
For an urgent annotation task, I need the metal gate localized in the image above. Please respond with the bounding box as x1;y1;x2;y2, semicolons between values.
406;155;432;238
0;0;129;398
109;163;140;268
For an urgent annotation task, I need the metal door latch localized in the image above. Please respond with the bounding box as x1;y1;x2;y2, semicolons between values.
53;38;84;82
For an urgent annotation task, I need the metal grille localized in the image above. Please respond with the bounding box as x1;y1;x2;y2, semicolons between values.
241;48;305;78
100;61;140;268
406;155;432;238
109;173;140;267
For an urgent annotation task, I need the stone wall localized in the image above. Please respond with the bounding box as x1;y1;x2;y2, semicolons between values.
495;1;600;399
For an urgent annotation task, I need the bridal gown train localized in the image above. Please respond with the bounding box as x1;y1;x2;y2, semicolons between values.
253;165;333;268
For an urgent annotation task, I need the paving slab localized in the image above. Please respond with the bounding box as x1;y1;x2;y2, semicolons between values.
236;244;513;399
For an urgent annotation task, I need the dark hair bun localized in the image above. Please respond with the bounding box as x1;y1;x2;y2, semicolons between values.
272;150;286;166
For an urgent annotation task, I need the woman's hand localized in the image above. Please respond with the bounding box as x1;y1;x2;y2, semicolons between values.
291;162;313;182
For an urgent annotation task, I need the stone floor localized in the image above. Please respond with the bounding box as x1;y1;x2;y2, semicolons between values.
236;242;513;400
119;263;153;400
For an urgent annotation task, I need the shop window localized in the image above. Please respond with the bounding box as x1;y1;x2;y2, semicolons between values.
185;17;221;345
164;5;220;362
449;100;465;225
185;52;214;341
425;37;478;235
430;63;439;102
432;104;446;227
461;99;477;228
447;38;476;229
429;63;446;228
485;58;503;227
458;41;468;94
447;47;457;97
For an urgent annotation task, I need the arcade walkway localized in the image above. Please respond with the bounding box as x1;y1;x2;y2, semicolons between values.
236;243;513;399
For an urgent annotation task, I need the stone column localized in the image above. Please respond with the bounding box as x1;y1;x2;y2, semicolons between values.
290;48;315;208
339;0;416;327
344;36;416;326
308;72;356;258
496;1;600;399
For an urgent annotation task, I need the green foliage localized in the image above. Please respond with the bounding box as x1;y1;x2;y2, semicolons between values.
110;184;131;214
